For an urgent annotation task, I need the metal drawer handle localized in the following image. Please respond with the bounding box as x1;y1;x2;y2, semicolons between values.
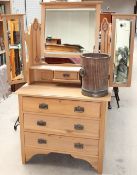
74;124;84;130
63;73;70;78
39;103;48;110
74;143;84;149
38;138;47;144
37;120;46;126
74;106;84;113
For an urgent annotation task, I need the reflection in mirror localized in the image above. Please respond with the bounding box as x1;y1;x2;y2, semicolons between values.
6;18;23;81
113;19;131;84
45;9;96;56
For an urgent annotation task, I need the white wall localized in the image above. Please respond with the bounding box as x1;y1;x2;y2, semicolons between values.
11;0;25;14
11;0;41;28
101;0;136;14
26;0;41;27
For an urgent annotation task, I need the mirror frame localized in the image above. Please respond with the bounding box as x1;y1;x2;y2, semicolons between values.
40;1;102;59
2;14;26;85
109;14;136;87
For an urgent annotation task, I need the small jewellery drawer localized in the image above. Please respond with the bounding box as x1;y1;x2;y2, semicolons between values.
22;97;100;118
24;114;100;138
24;132;99;156
54;71;78;80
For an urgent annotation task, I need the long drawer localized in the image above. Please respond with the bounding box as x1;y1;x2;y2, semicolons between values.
24;113;100;138
22;97;100;118
24;132;99;156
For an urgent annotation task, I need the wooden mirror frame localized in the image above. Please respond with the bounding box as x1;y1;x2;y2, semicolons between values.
109;14;136;87
2;14;26;85
40;1;102;60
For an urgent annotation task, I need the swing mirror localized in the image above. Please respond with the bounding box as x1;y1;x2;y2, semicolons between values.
110;15;136;87
2;15;26;85
41;2;101;64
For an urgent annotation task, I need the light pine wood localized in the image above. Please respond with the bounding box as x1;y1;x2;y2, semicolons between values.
54;71;78;80
95;3;101;52
28;65;81;84
24;32;30;84
32;19;41;64
41;5;46;58
35;69;53;81
72;154;98;171
18;95;26;164
9;20;16;78
24;132;99;156
25;146;98;170
16;83;111;102
18;83;110;174
30;65;81;71
2;16;11;82
101;18;111;54
40;1;102;9
2;14;26;85
45;44;82;53
20;15;27;82
44;51;81;59
98;102;108;174
24;113;100;138
25;19;41;84
22;96;101;118
109;14;136;87
25;147;51;162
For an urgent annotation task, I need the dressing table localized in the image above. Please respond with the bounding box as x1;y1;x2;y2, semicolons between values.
16;1;136;175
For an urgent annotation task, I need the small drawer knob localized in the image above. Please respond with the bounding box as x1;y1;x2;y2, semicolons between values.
74;124;84;130
74;106;84;113
74;143;84;149
37;120;46;126
38;138;47;144
39;103;48;110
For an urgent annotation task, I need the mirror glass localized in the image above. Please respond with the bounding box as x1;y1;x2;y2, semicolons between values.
6;18;24;82
44;8;96;63
113;19;131;84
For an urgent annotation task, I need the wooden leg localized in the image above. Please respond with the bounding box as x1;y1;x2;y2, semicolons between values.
72;154;98;172
97;166;103;175
21;151;26;164
25;147;51;162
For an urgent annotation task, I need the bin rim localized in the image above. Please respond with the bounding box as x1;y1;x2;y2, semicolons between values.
81;53;110;60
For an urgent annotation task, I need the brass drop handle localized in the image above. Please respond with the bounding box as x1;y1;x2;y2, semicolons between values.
74;106;84;113
39;103;48;110
74;124;84;130
38;138;47;144
74;143;84;149
63;73;70;78
37;120;46;126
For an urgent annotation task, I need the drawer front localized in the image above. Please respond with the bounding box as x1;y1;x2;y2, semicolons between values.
54;71;78;80
41;70;53;81
22;97;100;118
25;132;99;156
33;69;53;82
24;114;100;138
